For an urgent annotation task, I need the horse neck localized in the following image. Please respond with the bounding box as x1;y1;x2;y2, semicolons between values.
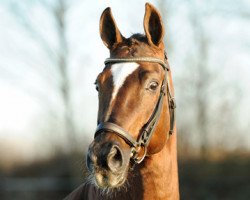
134;130;179;200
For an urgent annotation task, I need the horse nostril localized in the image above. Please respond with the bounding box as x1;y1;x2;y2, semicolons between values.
107;145;123;172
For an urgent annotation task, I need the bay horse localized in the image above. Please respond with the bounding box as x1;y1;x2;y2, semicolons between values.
65;3;179;200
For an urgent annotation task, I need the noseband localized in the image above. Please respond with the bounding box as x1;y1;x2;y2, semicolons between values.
95;53;176;164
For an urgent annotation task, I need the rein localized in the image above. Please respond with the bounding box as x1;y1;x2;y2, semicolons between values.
95;53;176;164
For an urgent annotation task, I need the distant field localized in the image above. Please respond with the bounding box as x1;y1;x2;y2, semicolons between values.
1;156;250;200
179;158;250;200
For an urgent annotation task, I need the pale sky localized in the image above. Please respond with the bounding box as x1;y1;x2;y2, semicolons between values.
0;0;250;164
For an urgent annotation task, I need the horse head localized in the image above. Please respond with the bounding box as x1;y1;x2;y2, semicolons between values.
86;3;175;190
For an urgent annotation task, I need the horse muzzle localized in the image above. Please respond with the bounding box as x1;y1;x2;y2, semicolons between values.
86;137;130;188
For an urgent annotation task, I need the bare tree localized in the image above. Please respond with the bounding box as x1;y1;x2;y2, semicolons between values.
188;4;211;157
2;0;79;152
53;0;77;149
156;0;246;158
157;0;174;53
185;1;246;158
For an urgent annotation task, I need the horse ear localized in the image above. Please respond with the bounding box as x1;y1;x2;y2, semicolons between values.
143;3;164;46
100;7;124;49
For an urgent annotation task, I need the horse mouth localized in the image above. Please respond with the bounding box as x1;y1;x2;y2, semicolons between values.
93;169;127;189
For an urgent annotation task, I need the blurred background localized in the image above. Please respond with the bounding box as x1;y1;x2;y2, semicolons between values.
0;0;250;199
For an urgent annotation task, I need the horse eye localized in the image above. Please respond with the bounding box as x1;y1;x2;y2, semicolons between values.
148;81;159;91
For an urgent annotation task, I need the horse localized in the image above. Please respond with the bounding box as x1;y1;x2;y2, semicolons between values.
65;3;179;200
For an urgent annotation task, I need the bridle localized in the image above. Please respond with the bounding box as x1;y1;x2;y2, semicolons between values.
94;52;176;164
94;53;176;164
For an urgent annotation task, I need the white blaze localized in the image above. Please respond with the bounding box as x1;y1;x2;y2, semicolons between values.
111;62;139;102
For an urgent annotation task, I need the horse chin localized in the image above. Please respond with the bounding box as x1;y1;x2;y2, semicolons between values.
94;170;127;189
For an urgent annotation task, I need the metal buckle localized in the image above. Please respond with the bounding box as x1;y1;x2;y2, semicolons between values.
169;129;174;135
170;97;176;109
132;145;147;164
140;130;149;144
161;84;166;95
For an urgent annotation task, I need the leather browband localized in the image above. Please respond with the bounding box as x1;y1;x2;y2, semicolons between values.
104;57;169;71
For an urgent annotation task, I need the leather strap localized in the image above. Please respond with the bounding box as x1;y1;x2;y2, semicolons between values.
104;57;169;71
95;122;138;147
137;68;167;147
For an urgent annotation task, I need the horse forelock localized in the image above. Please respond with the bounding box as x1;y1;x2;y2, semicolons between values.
110;33;164;59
